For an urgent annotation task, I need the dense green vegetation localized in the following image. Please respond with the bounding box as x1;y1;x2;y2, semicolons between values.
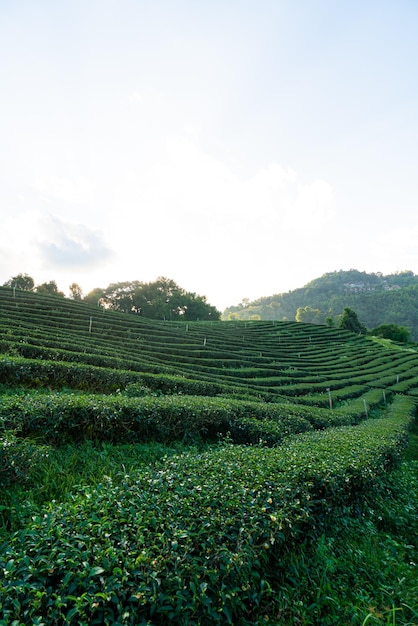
224;269;418;340
3;273;221;321
0;286;417;625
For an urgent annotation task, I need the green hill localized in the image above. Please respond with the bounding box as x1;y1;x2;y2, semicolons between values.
223;269;418;339
0;286;417;625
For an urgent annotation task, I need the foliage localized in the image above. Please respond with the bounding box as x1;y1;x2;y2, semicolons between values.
0;288;418;624
83;286;106;306
369;323;411;343
0;391;316;445
223;269;418;340
85;277;221;321
69;282;83;300
0;440;188;533
338;306;367;334
2;273;35;291
35;280;65;297
0;355;142;393
266;459;418;625
296;305;322;324
0;431;49;489
0;398;414;624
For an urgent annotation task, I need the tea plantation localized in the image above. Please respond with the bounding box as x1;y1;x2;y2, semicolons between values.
0;287;417;625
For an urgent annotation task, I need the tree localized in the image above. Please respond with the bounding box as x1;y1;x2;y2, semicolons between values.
35;281;64;297
369;323;410;343
295;306;322;324
131;278;221;321
132;278;177;319
69;283;83;300
338;307;367;334
102;281;141;313
3;273;35;291
84;287;106;307
180;292;220;321
85;277;221;321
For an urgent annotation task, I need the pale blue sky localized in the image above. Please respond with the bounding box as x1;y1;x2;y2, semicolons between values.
1;1;417;308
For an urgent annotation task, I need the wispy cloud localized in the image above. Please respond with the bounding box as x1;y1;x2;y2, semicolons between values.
1;211;114;276
39;215;114;268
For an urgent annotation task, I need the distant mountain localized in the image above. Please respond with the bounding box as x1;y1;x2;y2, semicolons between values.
223;270;418;339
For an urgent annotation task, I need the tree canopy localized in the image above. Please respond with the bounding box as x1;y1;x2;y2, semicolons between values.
3;273;35;291
85;277;221;321
35;281;64;297
369;323;411;343
223;269;418;340
2;274;219;321
69;283;83;300
338;307;367;334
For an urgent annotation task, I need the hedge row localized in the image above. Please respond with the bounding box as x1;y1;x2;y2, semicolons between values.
0;393;315;445
0;356;142;393
0;396;414;625
2;345;413;402
0;340;170;375
0;356;236;398
1;385;392;447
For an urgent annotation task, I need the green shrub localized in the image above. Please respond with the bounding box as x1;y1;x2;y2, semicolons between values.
0;393;314;445
0;431;49;489
0;397;414;625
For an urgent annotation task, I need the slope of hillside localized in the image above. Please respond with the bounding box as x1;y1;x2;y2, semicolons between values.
0;286;417;625
223;269;418;339
2;285;418;403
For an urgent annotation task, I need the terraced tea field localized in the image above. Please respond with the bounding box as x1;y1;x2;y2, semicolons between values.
0;286;417;625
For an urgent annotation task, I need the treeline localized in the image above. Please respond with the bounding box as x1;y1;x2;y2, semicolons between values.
224;269;418;340
3;274;220;321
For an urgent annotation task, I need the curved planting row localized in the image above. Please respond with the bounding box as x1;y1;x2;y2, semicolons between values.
0;393;312;445
2;288;418;404
0;395;414;625
0;385;388;447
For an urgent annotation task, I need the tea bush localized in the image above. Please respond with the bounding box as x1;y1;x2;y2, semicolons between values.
0;431;49;489
0;392;314;445
0;396;414;625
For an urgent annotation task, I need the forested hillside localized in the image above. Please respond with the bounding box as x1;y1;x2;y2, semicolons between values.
224;269;418;339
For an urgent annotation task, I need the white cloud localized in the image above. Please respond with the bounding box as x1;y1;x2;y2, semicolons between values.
39;215;114;269
0;211;114;288
0;137;338;306
34;176;96;206
99;136;338;307
129;92;143;104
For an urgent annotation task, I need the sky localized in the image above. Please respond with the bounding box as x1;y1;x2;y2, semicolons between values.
1;0;418;311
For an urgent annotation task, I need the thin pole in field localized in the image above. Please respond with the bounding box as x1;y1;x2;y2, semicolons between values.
327;388;332;411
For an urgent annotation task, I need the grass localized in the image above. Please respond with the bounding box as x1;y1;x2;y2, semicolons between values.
1;290;418;624
264;459;418;625
403;416;418;462
1;425;417;624
0;439;200;535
